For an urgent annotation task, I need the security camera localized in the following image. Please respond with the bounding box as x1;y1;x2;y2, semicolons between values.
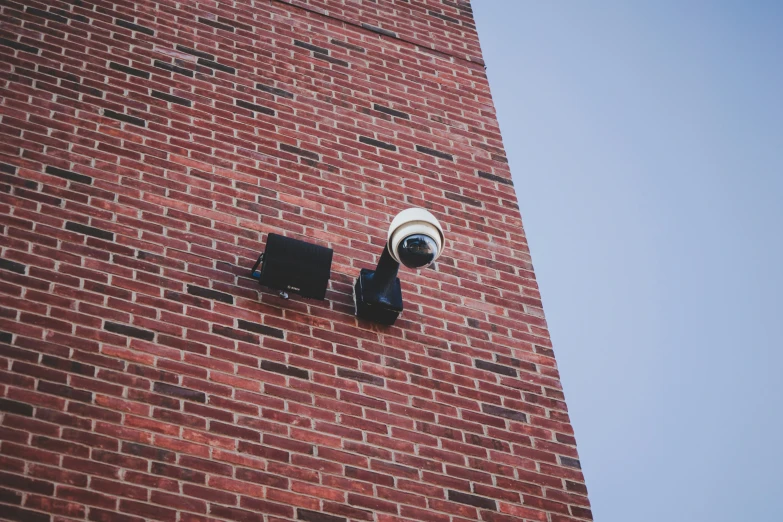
387;207;444;269
354;208;446;325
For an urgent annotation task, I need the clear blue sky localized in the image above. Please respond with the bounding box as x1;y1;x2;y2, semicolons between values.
473;2;783;520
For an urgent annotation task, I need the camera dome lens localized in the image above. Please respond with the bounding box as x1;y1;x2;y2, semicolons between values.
398;234;439;269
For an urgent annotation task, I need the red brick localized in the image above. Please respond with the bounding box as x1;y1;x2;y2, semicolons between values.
120;499;178;522
25;494;86;518
207;476;264;498
57;485;117;509
90;477;148;501
27;464;87;488
151;491;208;513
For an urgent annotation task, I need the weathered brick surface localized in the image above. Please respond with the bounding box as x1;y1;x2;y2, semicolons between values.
0;0;591;521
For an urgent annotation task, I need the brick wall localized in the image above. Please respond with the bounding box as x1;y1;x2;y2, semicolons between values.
0;1;592;521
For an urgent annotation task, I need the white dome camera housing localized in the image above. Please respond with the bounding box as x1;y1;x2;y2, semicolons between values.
354;208;446;325
387;208;445;269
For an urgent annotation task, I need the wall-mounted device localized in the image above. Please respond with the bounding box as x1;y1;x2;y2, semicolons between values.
355;208;445;325
250;233;333;299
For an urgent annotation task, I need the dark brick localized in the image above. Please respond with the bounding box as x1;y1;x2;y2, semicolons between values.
41;355;95;376
73;83;105;98
122;442;176;463
154;60;194;77
495;354;537;373
337;368;384;386
534;345;555;358
198;17;235;32
37;381;93;403
279;143;319;161
0;486;22;504
313;53;349;67
294;40;329;55
447;490;497;510
115;19;155;36
261;361;309;380
197;58;235;74
330;39;366;53
45;165;92;184
33;435;89;457
560;456;581;469
236;99;275;116
298;508;346;522
103;109;146;127
361;23;397;38
373;104;410;119
104;322;155;341
0;38;39;54
481;404;527;423
211;505;264;522
446;192;482;207
212;325;257;344
1;505;50;522
109;62;150;79
0;471;54;495
415;145;454;161
15;187;60;206
175;44;215;60
152;90;192;107
0;398;33;417
428;10;461;24
478;170;513;185
0;258;26;274
153;382;206;403
51;8;89;23
186;284;234;304
571;506;593;519
218;16;254;32
0;163;16;174
359;136;396;151
256;83;294;99
475;359;517;377
237;320;284;339
492;153;508;163
0;331;11;343
443;0;473;13
26;6;68;23
38;65;79;83
1;171;37;189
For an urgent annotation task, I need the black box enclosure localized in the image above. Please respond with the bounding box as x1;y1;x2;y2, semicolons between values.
254;233;333;299
354;268;403;325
